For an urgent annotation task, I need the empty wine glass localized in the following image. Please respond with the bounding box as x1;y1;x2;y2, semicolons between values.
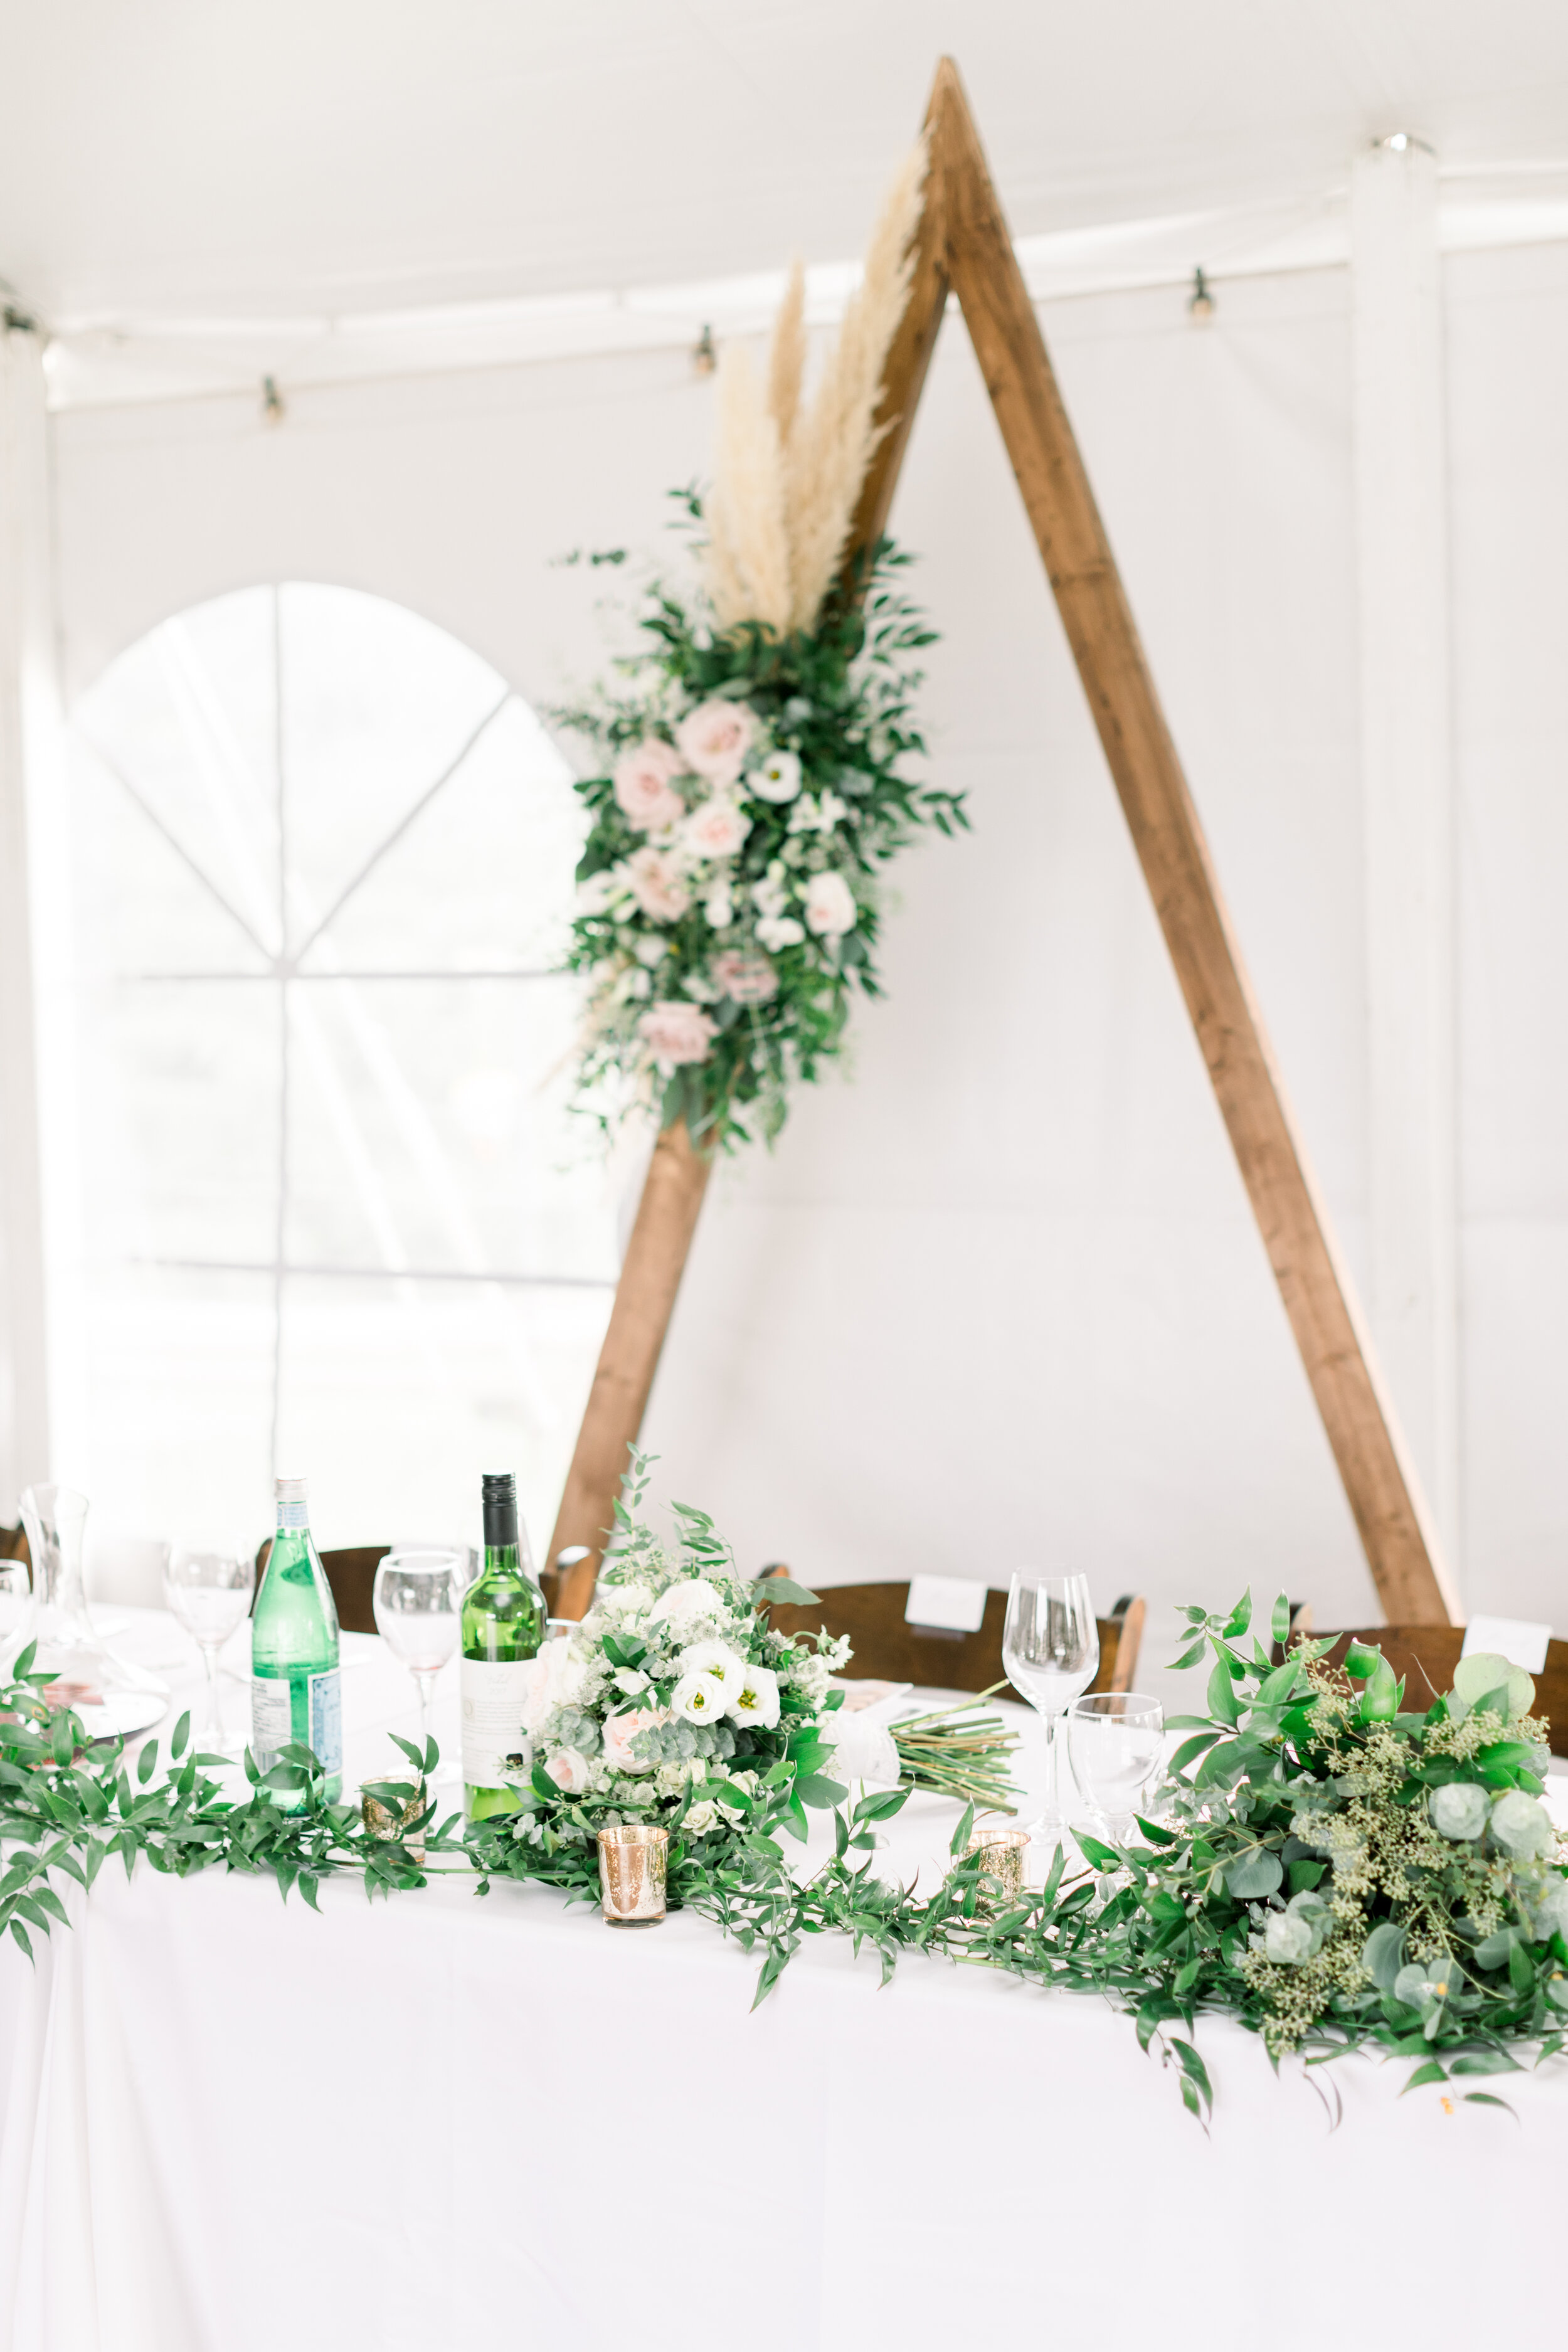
0;1560;31;1650
373;1549;462;1765
1068;1692;1165;1842
165;1544;255;1756
1002;1573;1099;1841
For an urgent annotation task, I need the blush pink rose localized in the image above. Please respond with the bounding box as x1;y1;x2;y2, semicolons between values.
803;869;857;938
613;741;686;833
543;1748;591;1795
675;700;756;787
625;846;691;923
637;1000;718;1073
601;1707;669;1775
711;950;778;1005
679;795;752;862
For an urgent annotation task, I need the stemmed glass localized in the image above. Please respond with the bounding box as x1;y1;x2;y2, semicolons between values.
1002;1573;1099;1840
0;1560;31;1648
164;1545;256;1755
373;1549;462;1766
1068;1692;1165;1843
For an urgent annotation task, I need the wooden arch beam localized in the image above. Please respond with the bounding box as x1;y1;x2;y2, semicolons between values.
551;55;1458;1627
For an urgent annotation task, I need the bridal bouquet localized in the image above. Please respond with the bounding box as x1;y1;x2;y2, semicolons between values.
512;1485;852;1853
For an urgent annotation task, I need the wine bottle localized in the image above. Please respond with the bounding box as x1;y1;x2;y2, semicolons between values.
252;1475;342;1804
462;1472;546;1821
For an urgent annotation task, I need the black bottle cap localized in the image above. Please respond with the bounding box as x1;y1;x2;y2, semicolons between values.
481;1471;519;1549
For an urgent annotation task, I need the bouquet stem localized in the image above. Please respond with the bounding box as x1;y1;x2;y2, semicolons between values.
892;1685;1020;1814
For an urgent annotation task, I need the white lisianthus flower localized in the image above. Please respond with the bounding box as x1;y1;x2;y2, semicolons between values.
649;1577;726;1636
704;886;734;929
728;1662;781;1730
803;871;857;938
676;1640;748;1693
633;933;669;968
750;748;802;803
1429;1782;1489;1841
672;1670;729;1723
751;872;790;921
543;1749;591;1796
756;914;805;951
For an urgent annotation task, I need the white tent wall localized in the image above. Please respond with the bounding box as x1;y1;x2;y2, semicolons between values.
40;241;1568;1640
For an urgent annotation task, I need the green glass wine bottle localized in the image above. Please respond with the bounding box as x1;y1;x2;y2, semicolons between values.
462;1471;546;1821
252;1475;342;1804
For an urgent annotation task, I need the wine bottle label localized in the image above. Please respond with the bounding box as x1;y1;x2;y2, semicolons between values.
251;1667;342;1779
462;1657;541;1789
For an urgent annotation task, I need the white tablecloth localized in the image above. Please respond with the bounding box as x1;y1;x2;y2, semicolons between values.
2;1613;1565;2351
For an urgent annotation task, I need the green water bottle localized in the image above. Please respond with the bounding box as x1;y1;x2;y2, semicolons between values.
462;1471;546;1821
252;1475;342;1803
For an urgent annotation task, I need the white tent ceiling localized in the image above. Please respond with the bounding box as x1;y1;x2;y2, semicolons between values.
4;1;1567;400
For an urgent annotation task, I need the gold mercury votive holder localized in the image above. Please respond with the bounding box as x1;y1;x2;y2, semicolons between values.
362;1786;426;1865
598;1824;668;1927
965;1826;1031;1907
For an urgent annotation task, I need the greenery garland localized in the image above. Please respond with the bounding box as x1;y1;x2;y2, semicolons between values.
4;1533;1565;2126
556;523;967;1152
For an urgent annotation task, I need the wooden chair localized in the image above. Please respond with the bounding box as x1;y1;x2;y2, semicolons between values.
760;1577;1146;1699
255;1540;391;1637
0;1526;29;1567
1290;1625;1568;1757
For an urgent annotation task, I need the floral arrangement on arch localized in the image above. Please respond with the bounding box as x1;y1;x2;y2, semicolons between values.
556;142;968;1150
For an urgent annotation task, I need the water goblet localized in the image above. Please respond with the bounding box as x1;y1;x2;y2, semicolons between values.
164;1544;255;1755
1002;1573;1099;1841
373;1549;463;1767
1068;1691;1165;1844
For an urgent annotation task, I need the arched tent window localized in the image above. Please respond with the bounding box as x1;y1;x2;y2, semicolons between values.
66;583;616;1552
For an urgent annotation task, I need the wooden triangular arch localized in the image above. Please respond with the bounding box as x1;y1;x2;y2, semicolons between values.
551;56;1457;1629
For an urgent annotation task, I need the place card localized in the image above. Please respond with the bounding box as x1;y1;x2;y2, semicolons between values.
904;1575;987;1634
1461;1614;1552;1673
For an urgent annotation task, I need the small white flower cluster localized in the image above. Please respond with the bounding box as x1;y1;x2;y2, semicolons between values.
523;1552;831;1842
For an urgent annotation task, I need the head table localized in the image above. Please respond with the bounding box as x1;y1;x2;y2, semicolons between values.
0;1608;1563;2352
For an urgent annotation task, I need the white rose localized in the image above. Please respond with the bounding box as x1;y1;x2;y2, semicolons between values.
613;1665;650;1697
728;1662;781;1730
756;914;805;952
684;1800;721;1836
1532;1877;1568;1944
750;749;802;803
803;871;857;938
543;1748;591;1796
704;887;734;929
672;1670;728;1724
649;1578;726;1635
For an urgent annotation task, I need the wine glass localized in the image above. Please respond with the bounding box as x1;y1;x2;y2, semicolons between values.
1068;1691;1165;1843
165;1544;256;1756
0;1560;31;1651
373;1549;462;1766
1002;1574;1099;1841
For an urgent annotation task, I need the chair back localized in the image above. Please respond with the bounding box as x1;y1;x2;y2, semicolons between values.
0;1525;29;1567
1300;1626;1568;1757
255;1539;390;1637
761;1579;1145;1698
